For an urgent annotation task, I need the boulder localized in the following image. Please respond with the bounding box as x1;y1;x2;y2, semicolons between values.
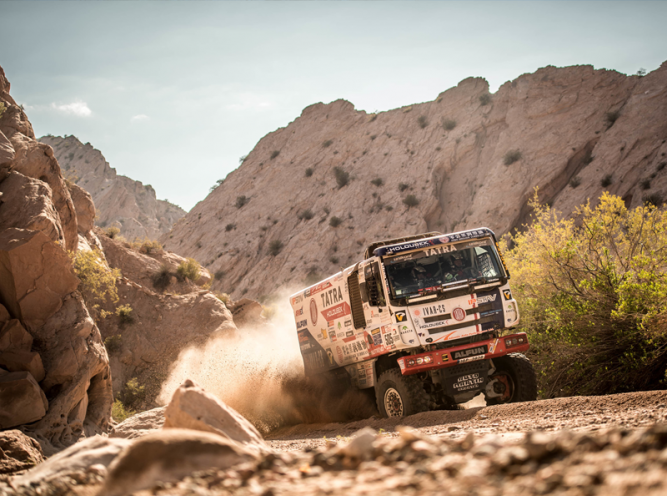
100;428;256;496
0;228;79;332
229;298;265;328
0;430;44;475
0;350;45;382
14;435;131;487
67;182;96;235
0;303;10;328
163;379;269;455
0;171;65;245
0;319;33;352
110;407;165;440
0;371;47;429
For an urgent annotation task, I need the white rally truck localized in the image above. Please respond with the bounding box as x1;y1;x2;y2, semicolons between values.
290;228;537;418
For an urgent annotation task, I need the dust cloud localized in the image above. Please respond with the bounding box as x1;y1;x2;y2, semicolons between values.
157;289;377;434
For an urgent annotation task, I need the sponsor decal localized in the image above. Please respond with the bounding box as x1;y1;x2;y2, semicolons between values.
488;342;496;354
296;319;307;330
321;302;351;322
292;295;303;305
414;310;421;316
375;229;493;257
320;287;344;308
344;319;352;327
310;299;318;325
343;335;356;343
298;332;309;343
331;332;337;342
452;307;466;322
453;372;485;391
336;346;343;362
337;322;342;330
420;321;450;329
422;304;447;317
326;349;336;366
395;311;407;322
295;307;304;317
385;334;394;345
308;281;333;298
425;337;433;343
371;328;380;335
322;329;328;339
346;330;354;337
503;289;512;300
458;355;485;364
441;354;449;362
452;346;487;360
476;294;497;304
424;245;457;257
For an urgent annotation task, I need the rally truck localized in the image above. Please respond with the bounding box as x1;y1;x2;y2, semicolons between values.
290;228;537;418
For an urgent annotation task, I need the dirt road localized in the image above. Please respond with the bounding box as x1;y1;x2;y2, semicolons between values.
267;390;667;451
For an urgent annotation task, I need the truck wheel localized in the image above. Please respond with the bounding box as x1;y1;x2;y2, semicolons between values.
485;353;537;405
375;369;430;418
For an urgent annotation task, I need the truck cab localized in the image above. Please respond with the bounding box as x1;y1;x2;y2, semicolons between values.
290;228;537;418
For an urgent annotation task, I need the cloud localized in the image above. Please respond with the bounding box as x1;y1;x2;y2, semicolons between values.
131;114;149;122
50;100;92;117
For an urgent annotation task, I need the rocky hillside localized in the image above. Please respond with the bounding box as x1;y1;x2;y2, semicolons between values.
39;135;185;240
162;62;667;301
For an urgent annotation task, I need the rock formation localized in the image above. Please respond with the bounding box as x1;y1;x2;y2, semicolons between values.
0;65;113;453
39;135;185;241
162;63;667;301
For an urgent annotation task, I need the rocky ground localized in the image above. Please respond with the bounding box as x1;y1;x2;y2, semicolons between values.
4;390;666;496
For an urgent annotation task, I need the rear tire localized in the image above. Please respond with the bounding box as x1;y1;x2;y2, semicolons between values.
375;369;430;418
485;353;537;405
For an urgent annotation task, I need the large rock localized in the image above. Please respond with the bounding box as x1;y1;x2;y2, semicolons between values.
163;379;269;455
67;182;96;235
0;303;9;328
0;350;44;382
100;428;256;496
0;371;47;429
0;228;78;332
0;430;44;475
229;298;265;328
0;171;65;245
110;407;165;440
0;319;33;352
14;435;131;487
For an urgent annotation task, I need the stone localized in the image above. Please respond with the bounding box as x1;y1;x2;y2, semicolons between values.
229;298;265;328
14;435;131;487
110;406;165;439
0;303;10;328
0;350;45;382
67;182;96;234
0;430;44;475
163;379;268;455
338;427;378;460
0;319;33;352
100;428;256;496
0;371;47;429
0;228;79;332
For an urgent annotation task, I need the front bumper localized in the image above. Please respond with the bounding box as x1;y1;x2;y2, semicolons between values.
397;332;529;375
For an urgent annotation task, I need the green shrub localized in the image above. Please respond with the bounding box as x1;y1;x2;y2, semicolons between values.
297;209;314;221
479;93;492;106
104;334;122;354
570;176;582;188
643;193;664;207
268;240;283;256
329;216;342;228
0;102;5;119
370;178;384;187
503;191;667;397
138;239;162;254
210;178;224;192
442;119;457;131
111;399;135;422
235;196;249;208
403;195;419;208
153;264;171;291
270;150;280;159
322;140;333;148
398;183;409;192
601;174;613;188
122;378;145;408
105;226;121;239
503;150;522;166
329;256;339;265
69;248;120;319
334;167;349;188
116;304;134;325
214;292;231;305
305;168;313;177
225;223;236;232
177;258;201;282
417;115;428;128
214;270;225;280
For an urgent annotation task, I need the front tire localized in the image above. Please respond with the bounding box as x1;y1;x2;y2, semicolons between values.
485;353;537;405
375;369;430;418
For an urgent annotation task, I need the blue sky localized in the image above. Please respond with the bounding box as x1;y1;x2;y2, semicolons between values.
1;1;666;210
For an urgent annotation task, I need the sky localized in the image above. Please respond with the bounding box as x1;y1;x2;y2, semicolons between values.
1;1;666;211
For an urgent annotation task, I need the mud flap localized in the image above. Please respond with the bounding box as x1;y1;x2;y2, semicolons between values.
344;358;377;389
439;360;489;397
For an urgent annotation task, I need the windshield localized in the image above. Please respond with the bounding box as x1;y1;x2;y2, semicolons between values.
383;238;504;299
